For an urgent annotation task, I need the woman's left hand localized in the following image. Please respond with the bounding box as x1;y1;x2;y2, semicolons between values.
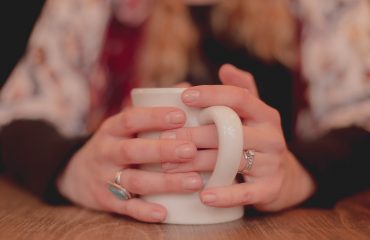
160;64;316;212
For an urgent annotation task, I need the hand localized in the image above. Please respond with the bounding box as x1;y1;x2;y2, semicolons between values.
57;107;203;222
161;64;316;212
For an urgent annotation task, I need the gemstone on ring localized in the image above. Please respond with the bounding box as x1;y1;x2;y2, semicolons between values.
108;181;132;200
239;149;255;174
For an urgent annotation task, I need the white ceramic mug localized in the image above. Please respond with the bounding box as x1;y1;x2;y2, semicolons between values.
131;88;244;224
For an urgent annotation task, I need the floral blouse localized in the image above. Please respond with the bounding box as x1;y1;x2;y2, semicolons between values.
0;0;369;139
0;0;369;206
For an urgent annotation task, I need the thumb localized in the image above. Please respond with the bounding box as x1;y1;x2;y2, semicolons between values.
218;64;259;98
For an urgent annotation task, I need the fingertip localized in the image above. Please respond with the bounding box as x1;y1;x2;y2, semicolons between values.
150;208;167;222
165;110;186;125
218;63;236;78
182;172;204;191
220;63;236;71
219;64;242;84
200;191;217;204
138;201;168;222
175;142;197;160
173;81;192;88
181;89;200;104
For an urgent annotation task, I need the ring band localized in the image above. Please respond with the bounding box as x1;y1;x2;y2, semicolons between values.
239;149;255;174
108;169;132;200
114;170;123;185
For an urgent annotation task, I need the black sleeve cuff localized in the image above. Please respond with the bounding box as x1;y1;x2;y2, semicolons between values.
289;126;370;208
0;119;91;205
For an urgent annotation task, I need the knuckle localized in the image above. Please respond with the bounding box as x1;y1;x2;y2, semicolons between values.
119;141;132;163
275;153;287;172
169;128;193;142
149;108;161;123
98;141;112;162
183;128;193;141
158;140;169;163
272;158;285;176
270;157;282;173
120;201;133;216
245;72;254;81
240;190;252;205
123;170;140;192
269;134;286;153
136;207;148;220
100;117;114;133
163;173;177;190
270;179;283;201
269;108;282;125
94;188;110;209
232;88;249;108
119;111;136;132
131;177;147;194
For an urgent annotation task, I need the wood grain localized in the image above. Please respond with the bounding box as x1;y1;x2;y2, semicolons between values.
0;177;369;240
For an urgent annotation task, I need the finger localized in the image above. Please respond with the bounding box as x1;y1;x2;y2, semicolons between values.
173;81;192;88
181;85;280;124
162;150;278;177
218;64;259;97
161;149;218;173
160;125;285;152
91;183;167;222
101;107;186;137
105;138;197;165
200;182;262;208
119;169;203;195
106;197;167;223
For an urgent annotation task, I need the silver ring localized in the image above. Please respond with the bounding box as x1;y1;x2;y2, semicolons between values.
239;149;255;174
114;170;123;185
108;170;133;200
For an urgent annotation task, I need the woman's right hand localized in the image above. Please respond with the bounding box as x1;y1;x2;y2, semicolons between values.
56;107;202;222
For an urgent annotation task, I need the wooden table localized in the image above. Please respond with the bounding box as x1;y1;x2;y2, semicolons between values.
0;177;369;240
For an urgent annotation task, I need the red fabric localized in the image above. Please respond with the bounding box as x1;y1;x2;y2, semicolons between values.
99;17;144;117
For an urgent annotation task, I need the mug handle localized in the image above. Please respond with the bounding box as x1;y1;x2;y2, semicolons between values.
198;106;244;188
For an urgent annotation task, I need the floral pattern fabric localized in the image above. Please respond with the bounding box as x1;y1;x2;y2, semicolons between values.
295;0;370;139
0;0;369;140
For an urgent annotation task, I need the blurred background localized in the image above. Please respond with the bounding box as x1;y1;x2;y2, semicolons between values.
0;1;45;88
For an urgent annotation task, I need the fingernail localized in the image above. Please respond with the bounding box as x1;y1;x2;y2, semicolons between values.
151;210;165;221
176;143;195;159
182;174;202;190
182;90;200;103
165;111;185;124
161;131;177;139
201;192;217;203
162;163;179;170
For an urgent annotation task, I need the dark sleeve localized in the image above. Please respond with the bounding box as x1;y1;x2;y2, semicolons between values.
289;126;370;208
0;119;91;204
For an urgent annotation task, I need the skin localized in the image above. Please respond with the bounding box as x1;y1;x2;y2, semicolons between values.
57;64;316;222
57;105;201;222
58;0;316;223
168;64;316;211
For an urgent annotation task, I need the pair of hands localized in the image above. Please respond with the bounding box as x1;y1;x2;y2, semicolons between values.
57;64;315;222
